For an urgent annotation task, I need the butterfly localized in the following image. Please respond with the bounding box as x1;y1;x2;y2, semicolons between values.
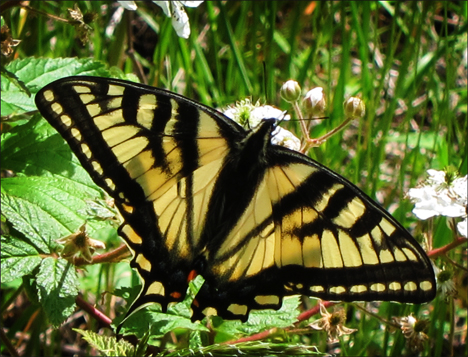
35;76;436;325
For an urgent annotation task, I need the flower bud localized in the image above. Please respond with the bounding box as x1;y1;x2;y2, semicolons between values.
302;87;326;116
280;80;301;102
343;96;366;119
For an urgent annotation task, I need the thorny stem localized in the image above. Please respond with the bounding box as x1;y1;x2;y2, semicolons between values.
76;296;112;328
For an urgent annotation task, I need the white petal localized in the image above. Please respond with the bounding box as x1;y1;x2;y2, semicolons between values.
170;2;191;38
451;175;467;201
153;1;172;17
118;1;138;10
426;169;446;185
222;107;237;120
409;186;442;220
251;105;289;122
457;217;468;238
304;87;325;106
271;127;301;151
180;1;204;7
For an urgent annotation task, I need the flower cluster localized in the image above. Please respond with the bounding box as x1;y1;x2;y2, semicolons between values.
223;80;366;154
119;1;204;38
408;169;467;238
222;98;301;151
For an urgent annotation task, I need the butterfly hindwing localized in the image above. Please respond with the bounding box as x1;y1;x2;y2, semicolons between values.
190;146;435;320
35;76;436;324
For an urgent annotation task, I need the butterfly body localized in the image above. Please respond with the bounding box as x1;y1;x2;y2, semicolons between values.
35;76;436;323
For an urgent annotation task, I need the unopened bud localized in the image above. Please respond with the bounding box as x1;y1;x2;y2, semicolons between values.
343;96;366;119
280;80;301;102
302;87;326;116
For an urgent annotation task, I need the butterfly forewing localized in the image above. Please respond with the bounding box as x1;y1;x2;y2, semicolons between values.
35;76;436;325
35;77;244;317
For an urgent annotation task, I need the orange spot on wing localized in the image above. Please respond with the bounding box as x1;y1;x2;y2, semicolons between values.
170;291;182;299
187;269;198;282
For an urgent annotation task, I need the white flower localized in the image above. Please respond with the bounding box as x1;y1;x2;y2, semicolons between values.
271;127;301;151
118;1;203;38
223;100;290;128
222;100;299;151
222;98;258;127
249;105;290;128
408;184;454;220
408;170;467;220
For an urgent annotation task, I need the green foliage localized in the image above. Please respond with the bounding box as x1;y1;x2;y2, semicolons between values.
36;257;79;327
74;329;136;357
76;329;325;357
1;1;467;357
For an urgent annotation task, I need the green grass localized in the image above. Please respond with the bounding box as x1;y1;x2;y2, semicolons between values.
1;1;467;356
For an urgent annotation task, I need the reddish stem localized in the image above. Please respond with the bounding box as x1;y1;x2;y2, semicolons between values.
428;236;467;259
76;296;112;329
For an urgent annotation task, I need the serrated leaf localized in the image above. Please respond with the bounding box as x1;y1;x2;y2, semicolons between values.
0;235;42;284
115;275;208;341
170;341;324;357
213;296;300;343
0;193;56;253
1;57;109;116
1;176;104;241
120;305;209;344
1;111;116;246
1;114;100;190
74;329;136;357
36;257;79;327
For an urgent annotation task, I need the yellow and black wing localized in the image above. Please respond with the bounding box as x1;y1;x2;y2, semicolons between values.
35;76;436;323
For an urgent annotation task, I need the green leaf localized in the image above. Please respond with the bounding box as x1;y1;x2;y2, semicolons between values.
171;341;325;357
116;276;209;343
212;296;300;343
1;114;113;239
36;257;79;327
1;57;109;117
74;329;136;357
0;193;56;254
2;114;100;187
119;304;210;343
0;235;42;284
2;176;103;236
